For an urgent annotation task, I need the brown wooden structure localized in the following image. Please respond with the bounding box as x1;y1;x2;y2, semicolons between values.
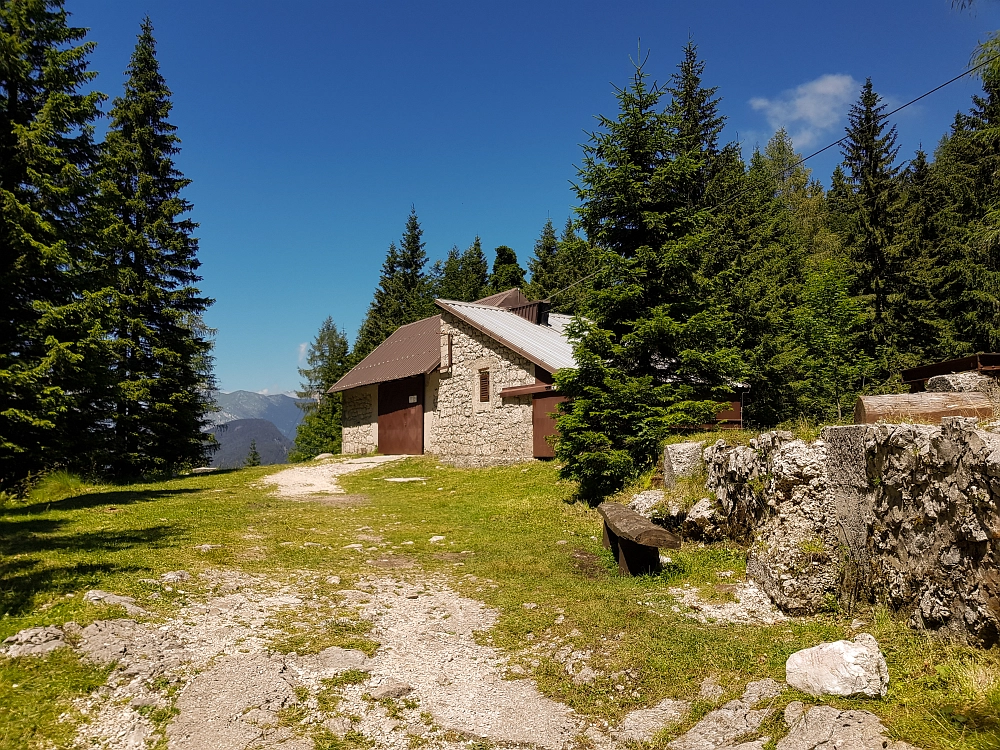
597;502;681;576
854;392;993;424
901;353;1000;392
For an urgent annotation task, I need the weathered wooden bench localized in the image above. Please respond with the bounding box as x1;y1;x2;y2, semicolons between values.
597;502;681;576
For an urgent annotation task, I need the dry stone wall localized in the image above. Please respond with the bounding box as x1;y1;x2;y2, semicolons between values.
342;385;377;455
433;314;534;463
701;419;1000;646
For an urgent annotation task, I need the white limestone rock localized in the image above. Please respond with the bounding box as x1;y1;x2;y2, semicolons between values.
1;625;66;657
785;633;888;698
629;490;665;517
777;704;921;749
666;442;706;479
615;697;689;742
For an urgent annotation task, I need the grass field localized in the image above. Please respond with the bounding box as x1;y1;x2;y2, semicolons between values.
1;458;998;749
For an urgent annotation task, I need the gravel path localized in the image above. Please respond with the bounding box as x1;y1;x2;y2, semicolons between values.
258;455;403;497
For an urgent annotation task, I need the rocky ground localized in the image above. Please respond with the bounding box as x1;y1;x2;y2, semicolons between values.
2;460;921;750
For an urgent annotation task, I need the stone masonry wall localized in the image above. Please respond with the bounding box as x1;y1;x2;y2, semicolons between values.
434;313;534;462
702;419;1000;646
342;384;377;455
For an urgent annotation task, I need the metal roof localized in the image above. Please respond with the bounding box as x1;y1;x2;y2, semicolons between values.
436;299;576;373
327;315;441;393
546;314;574;336
474;288;530;309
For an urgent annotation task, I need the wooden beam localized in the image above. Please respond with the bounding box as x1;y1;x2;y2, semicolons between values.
597;502;681;549
854;392;993;424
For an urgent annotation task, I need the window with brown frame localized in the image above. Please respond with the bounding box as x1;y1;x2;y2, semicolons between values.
478;369;490;403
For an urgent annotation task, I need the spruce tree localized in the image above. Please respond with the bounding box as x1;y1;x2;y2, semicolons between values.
458;237;490;300
885;150;958;365
548;219;599;315
94;17;215;478
0;1;105;488
354;208;433;358
666;38;727;205
290;317;351;460
526;218;559;300
487;246;526;293
556;58;740;499
245;439;261;467
431;237;489;301
840;78;900;354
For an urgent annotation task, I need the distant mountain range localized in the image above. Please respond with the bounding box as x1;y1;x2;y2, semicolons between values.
208;390;310;440
209;418;293;468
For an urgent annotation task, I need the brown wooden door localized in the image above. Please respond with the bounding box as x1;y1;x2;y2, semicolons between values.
532;393;565;458
378;376;424;455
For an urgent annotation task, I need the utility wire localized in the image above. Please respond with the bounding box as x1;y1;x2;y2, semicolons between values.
548;52;1000;301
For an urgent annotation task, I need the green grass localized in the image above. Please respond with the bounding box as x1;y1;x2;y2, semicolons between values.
0;459;997;749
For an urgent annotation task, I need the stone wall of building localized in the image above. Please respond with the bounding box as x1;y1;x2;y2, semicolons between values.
699;419;1000;646
433;313;534;461
341;384;378;455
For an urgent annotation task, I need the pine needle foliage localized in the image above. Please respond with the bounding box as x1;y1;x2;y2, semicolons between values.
0;0;106;488
290;317;351;461
93;17;215;479
555;56;741;500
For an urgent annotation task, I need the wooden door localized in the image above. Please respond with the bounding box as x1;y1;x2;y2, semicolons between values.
532;393;565;458
378;376;424;455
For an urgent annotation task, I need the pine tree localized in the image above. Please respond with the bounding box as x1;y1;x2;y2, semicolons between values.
526;218;559;300
712;139;806;426
556;57;740;499
0;1;105;488
885;150;958;365
93;17;215;479
840;79;900;354
431;237;489;301
245;439;261;467
487;246;525;293
666;38;727;205
932;69;1000;354
354;208;433;358
290;317;351;460
547;219;599;315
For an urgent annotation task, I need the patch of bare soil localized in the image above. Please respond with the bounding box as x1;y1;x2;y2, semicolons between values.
570;548;606;579
259;455;404;498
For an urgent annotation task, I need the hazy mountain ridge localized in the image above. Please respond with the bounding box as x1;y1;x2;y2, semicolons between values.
209;419;293;468
208;390;311;440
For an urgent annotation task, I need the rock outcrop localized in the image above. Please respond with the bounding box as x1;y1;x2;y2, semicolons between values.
701;418;1000;646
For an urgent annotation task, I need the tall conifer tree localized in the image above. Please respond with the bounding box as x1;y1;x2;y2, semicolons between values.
526;218;559;300
291;317;351;460
487;246;525;293
840;79;900;354
556;57;739;499
0;1;105;487
94;17;215;478
354;208;432;358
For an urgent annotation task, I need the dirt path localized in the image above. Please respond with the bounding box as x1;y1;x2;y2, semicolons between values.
0;460;915;749
258;455;404;498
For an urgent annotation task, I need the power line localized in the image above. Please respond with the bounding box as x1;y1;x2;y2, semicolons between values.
548;52;1000;301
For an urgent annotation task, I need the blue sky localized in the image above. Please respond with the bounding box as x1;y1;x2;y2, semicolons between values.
70;0;1000;394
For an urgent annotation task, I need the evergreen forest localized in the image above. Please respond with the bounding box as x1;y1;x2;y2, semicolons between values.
5;1;1000;503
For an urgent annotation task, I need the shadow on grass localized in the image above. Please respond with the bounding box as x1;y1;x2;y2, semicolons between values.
5;487;201;515
0;519;181;616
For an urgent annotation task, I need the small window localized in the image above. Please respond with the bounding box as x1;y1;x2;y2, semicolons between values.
478;369;490;403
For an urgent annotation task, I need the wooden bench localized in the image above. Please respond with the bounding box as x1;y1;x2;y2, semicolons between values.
597;502;681;576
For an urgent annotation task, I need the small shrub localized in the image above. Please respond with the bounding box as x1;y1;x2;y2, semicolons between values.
938;656;1000;729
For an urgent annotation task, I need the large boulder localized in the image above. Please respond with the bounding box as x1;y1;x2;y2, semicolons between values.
785;634;888;699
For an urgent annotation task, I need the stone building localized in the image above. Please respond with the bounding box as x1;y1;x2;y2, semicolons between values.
329;289;575;463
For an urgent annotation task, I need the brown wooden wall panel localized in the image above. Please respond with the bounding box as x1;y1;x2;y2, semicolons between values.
532;393;565;458
378;375;424;455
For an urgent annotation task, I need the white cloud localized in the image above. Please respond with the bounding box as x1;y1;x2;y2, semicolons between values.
749;73;860;149
297;342;308;364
